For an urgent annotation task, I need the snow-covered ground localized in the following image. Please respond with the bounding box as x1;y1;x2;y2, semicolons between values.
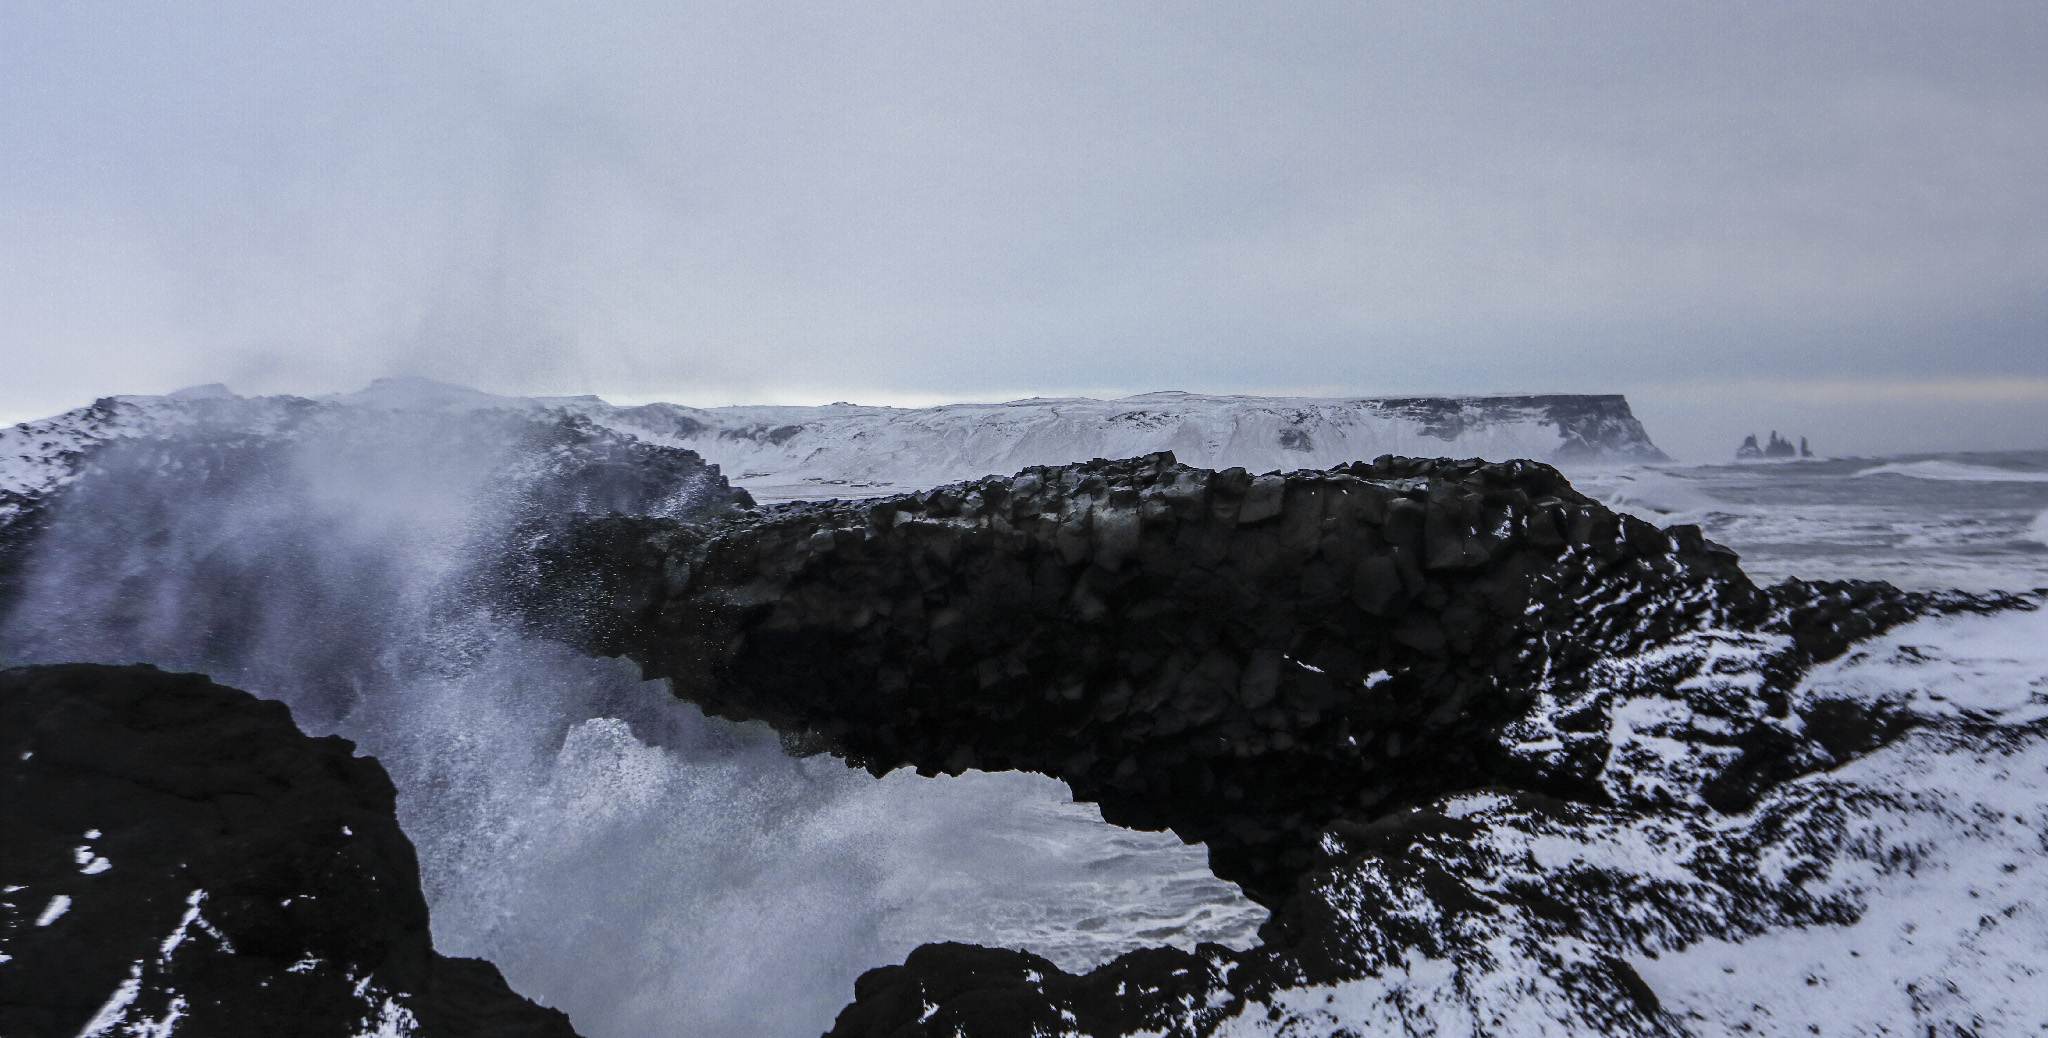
7;381;2046;1037
1200;600;2048;1037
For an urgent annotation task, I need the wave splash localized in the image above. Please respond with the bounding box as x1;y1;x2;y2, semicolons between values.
1852;459;2048;483
2024;510;2048;547
0;405;1262;1038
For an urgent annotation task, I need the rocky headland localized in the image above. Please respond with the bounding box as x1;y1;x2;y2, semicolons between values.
3;390;2040;1035
509;450;2028;1034
537;389;1673;499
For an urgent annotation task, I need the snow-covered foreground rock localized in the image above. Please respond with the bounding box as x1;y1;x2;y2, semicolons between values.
814;598;2048;1037
0;663;580;1038
1214;603;2048;1036
3;381;2043;1037
1632;605;2048;1034
519;445;2043;1036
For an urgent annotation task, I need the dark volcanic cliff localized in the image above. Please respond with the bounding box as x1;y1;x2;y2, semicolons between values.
1365;394;1667;462
517;452;1941;905
0;663;581;1038
4;388;2024;1035
510;450;2023;1035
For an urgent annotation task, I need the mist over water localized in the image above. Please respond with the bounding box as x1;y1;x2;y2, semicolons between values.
0;406;1263;1038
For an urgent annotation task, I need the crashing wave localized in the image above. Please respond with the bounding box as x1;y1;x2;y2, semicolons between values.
0;392;1265;1038
1852;459;2048;483
2;382;2041;1037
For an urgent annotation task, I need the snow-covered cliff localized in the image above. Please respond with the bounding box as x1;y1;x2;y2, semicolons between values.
2;382;1668;513
546;390;1668;499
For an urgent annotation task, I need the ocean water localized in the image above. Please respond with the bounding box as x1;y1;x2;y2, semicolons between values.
0;417;1265;1038
9;418;2045;1038
1579;450;2048;593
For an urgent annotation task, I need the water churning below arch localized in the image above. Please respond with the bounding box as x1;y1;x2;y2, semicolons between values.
0;409;1263;1038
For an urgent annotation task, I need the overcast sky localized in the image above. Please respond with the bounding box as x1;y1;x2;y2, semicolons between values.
2;0;2043;459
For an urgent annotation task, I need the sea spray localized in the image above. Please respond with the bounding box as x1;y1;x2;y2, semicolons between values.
1851;458;2048;482
0;406;1262;1038
2025;509;2048;547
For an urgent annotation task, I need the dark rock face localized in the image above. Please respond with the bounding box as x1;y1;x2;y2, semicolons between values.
1367;394;1668;461
814;783;1832;1038
515;452;1953;906
3;411;2027;1035
1735;430;1802;461
825;941;1253;1038
0;663;581;1038
510;450;2032;1035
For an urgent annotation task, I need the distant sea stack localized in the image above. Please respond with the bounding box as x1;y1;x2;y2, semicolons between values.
1735;431;1812;461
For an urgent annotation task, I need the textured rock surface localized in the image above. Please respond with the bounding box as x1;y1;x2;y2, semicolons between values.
824;598;2048;1037
514;451;2033;1035
521;452;1961;904
9;385;2036;1036
0;663;582;1038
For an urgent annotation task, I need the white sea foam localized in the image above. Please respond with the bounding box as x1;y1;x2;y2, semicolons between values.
1577;466;1742;526
1633;452;2048;592
1852;459;2048;482
2024;510;2048;546
0;406;1262;1038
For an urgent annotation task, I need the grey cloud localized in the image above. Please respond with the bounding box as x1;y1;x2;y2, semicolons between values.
1;0;2043;451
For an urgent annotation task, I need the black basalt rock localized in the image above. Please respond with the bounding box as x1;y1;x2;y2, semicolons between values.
0;663;580;1038
825;941;1250;1038
510;452;1906;906
496;450;2015;1036
822;794;1684;1038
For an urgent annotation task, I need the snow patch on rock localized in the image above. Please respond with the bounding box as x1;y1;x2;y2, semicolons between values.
1233;598;2048;1036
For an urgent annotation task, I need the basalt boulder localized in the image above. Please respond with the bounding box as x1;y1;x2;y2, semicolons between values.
0;663;581;1038
512;452;1950;906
